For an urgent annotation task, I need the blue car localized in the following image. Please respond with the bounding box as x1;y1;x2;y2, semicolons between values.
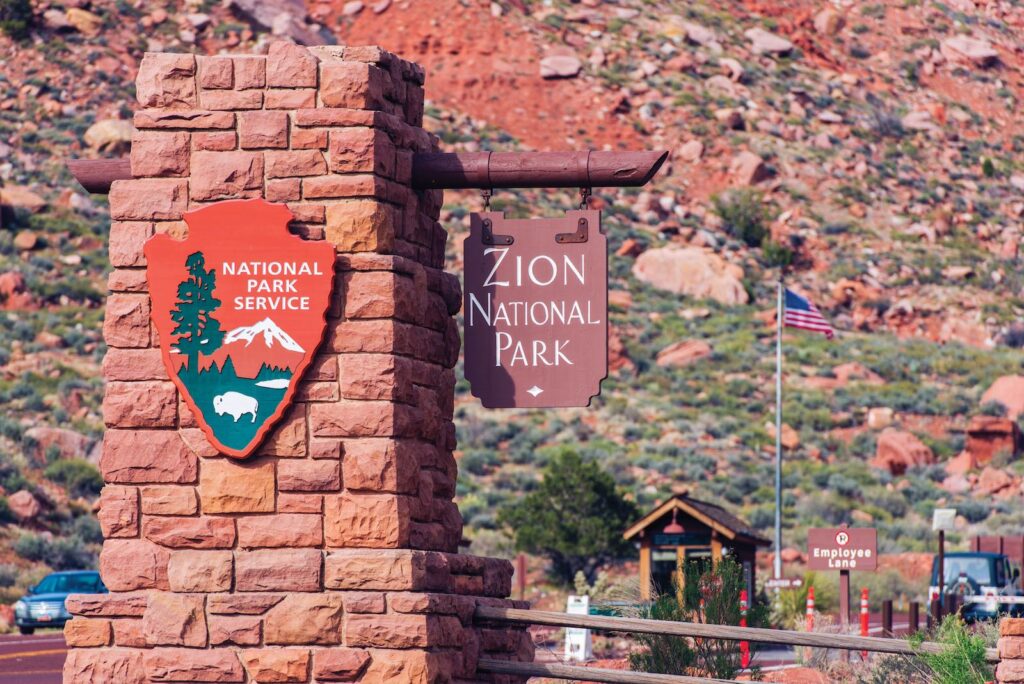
13;570;107;634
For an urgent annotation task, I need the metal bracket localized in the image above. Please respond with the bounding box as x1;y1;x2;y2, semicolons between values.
556;217;589;244
482;218;514;246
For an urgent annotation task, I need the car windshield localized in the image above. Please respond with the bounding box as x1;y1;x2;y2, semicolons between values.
34;573;103;594
937;558;993;585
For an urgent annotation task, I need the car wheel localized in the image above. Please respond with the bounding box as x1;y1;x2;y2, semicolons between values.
18;626;35;635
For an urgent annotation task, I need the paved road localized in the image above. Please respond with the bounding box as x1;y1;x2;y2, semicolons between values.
0;631;65;684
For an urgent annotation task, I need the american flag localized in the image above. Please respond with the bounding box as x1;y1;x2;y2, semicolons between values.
783;288;835;339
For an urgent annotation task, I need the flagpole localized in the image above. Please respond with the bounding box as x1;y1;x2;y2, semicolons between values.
774;277;783;580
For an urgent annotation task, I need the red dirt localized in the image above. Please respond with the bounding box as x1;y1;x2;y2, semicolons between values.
320;0;643;150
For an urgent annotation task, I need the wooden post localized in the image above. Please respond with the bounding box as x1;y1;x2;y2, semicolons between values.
909;601;920;634
882;599;893;637
937;529;945;621
639;541;652;601
840;569;851;662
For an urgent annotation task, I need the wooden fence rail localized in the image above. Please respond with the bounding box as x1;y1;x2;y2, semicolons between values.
474;606;1000;663
477;657;740;684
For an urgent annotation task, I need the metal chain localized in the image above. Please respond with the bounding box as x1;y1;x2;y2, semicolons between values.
481;188;492;211
579;187;592;209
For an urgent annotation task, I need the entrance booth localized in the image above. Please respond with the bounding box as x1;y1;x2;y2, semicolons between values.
623;494;770;600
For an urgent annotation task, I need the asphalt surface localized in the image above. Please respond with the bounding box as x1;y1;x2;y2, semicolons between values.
0;631;65;684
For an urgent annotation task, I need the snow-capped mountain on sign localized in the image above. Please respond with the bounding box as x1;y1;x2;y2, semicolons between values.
224;317;305;354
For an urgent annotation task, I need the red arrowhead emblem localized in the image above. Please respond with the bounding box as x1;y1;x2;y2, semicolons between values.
144;199;335;458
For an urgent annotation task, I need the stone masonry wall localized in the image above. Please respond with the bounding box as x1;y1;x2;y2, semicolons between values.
63;42;532;683
999;618;1024;683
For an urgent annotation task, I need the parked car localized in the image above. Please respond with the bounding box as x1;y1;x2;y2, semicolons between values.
929;551;1024;621
12;570;107;634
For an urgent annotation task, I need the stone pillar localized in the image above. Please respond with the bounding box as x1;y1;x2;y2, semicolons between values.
64;42;532;684
999;618;1024;683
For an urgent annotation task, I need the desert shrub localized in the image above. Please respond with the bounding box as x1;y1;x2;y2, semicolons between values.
761;240;794;268
0;563;17;588
712;188;770;247
13;533;96;570
957;499;991;524
979;400;1008;417
0;495;13;524
1002;324;1024;348
910;615;993;684
0;0;31;40
65;514;103;545
629;558;768;679
44;459;103;498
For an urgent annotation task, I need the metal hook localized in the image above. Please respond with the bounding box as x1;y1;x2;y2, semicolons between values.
579;187;592;210
481;188;492;212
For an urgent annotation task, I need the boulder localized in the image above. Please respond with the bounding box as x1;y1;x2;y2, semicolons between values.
867;407;894;430
24;426;94;463
632;247;748;305
656;340;713;368
13;230;38;251
0;186;46;214
945;451;976;477
767;422;801;450
66;8;103;36
84;119;135;154
228;0;333;45
744;28;794;55
678;140;704;163
871;428;935;476
540;54;583;79
8;490;41;521
940;36;999;67
813;9;845;35
965;416;1021;466
976;467;1014;496
0;271;36;310
729;151;769;185
981;376;1024;419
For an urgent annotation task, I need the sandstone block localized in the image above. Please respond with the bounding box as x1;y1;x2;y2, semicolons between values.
1001;636;1024;660
167;550;233;592
235;549;322;592
64;618;112;647
144;648;244;682
241;648;310;683
100;539;170;591
361;649;453;684
143;593;207;647
329;127;395;177
63;648;144;684
134;109;235;130
343;439;420;494
258;405;307;457
278;460;340;492
998;660;1024;683
208;594;284;615
190;151;264;201
294;108;377;127
193;131;237;151
141;486;198;515
66;592;149;617
291;128;328;150
103;349;166;382
238;111;289;150
321;62;388;110
113;619;147;647
144;516;236;549
233;56;266;89
263;593;344;645
303;174;389;200
267;41;318;88
325;492;411;548
278;493;323;513
200;458;275;513
102;294;151;348
266;178;302;203
345;614;461;648
324;549;449;591
198;56;233;89
309;400;414;438
266;88;316;109
1004;618;1024;637
237;514;323;548
101;430;197;484
209;615;261;646
131;131;190;177
265;150;327;178
109;221;154;268
110;178;187;221
137;53;197;108
325;200;395;252
337;353;414;403
201;89;263;110
296;381;341;402
313;649;371;681
103;381;177;428
342;592;385;614
98;485;139;538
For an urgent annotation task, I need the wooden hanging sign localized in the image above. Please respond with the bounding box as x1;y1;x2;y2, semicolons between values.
144;199;335;458
463;210;608;408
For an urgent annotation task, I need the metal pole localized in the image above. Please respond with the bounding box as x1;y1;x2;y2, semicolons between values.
937;529;945;622
773;278;784;580
840;569;851;663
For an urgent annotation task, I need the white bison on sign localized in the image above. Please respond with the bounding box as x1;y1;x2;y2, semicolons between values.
213;392;258;423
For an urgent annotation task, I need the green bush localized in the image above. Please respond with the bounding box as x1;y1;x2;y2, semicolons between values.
0;0;32;40
0;495;13;524
712;189;770;247
910;615;993;684
13;533;97;570
44;459;103;498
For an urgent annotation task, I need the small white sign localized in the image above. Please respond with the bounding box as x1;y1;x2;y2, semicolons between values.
933;508;957;532
564;595;592;662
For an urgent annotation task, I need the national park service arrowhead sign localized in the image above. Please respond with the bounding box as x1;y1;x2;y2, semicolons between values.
145;199;335;458
463;210;608;408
